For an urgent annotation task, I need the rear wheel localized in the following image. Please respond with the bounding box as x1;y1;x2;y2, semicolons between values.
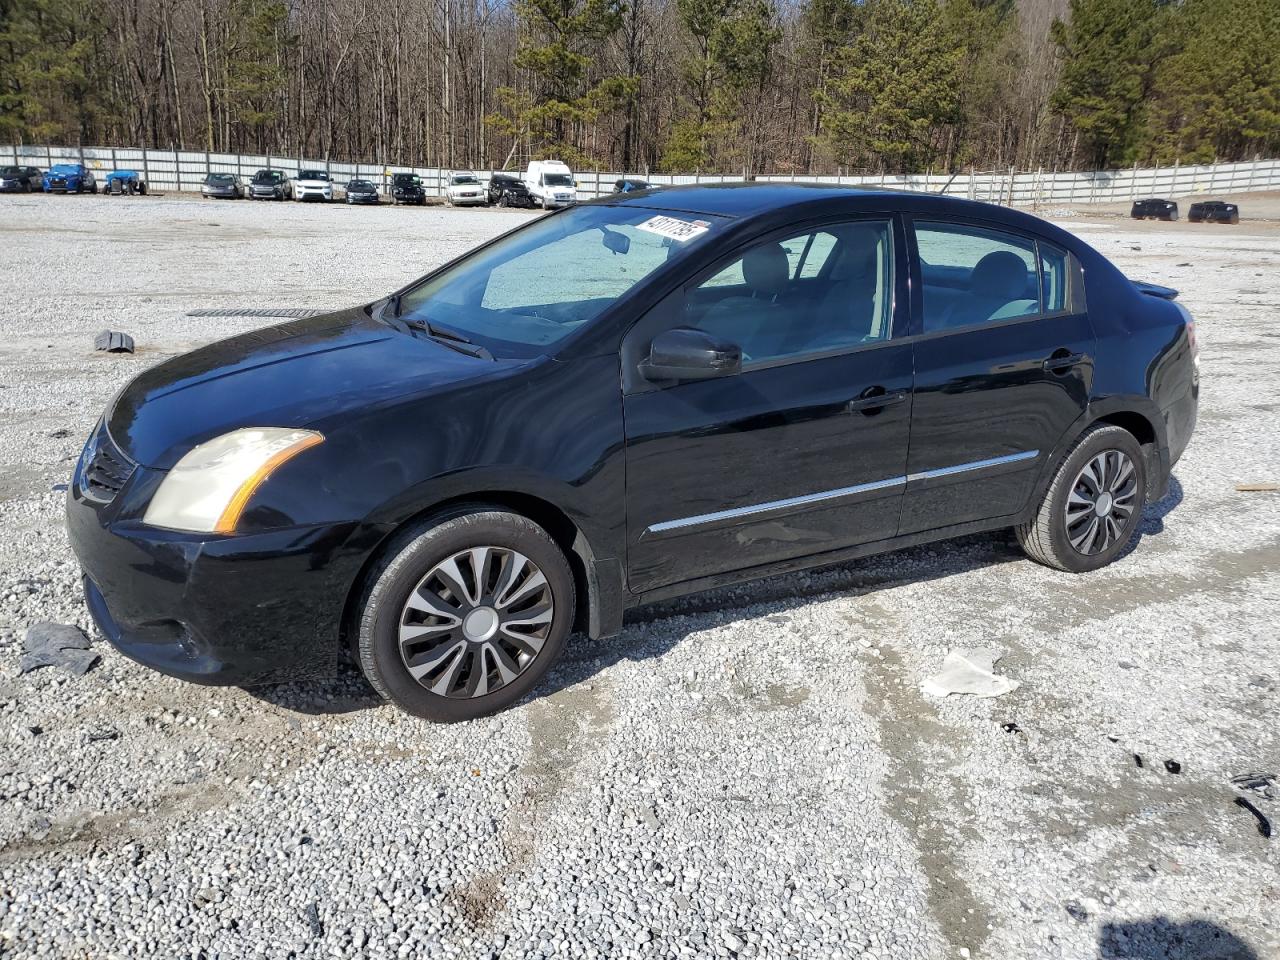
1016;424;1147;573
356;508;576;722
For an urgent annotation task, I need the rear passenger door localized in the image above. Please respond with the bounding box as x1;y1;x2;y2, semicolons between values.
899;219;1095;536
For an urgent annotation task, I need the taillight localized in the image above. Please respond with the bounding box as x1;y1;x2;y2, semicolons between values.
1177;303;1200;375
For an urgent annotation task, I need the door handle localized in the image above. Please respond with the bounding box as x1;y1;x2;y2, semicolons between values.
846;389;907;414
1043;350;1086;373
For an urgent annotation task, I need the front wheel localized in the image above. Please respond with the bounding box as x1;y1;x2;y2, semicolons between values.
356;509;576;722
1016;424;1147;573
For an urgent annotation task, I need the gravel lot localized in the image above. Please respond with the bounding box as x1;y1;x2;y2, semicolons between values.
1;193;1278;960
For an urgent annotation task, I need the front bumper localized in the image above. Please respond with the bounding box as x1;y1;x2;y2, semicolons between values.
297;188;332;201
450;194;487;205
67;479;379;686
0;181;27;192
348;194;379;204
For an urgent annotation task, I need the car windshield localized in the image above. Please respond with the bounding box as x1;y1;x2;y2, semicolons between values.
254;172;281;183
208;174;234;183
543;173;573;187
451;175;479;185
394;175;420;184
350;180;373;189
393;204;723;358
300;170;328;180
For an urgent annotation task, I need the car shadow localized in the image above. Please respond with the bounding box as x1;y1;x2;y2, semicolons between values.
1098;917;1258;959
245;477;1185;718
244;529;1026;715
1115;472;1184;562
1140;473;1185;537
538;529;1027;701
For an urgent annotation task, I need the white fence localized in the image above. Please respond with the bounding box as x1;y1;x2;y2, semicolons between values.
3;143;1278;205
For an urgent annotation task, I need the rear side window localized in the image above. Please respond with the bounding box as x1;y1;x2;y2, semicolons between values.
915;222;1041;333
1040;242;1069;314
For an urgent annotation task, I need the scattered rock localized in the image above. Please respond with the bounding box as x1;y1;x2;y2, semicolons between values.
19;622;99;676
722;929;746;953
1164;759;1182;775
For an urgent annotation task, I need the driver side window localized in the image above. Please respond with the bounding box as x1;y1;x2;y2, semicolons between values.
685;220;893;365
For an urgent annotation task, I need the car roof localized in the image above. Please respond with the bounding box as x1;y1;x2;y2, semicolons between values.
598;181;1064;228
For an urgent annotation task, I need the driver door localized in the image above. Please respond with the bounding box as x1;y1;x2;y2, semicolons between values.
621;217;914;594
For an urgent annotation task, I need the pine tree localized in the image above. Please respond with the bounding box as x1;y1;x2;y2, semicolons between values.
815;0;964;172
1147;0;1280;162
1049;0;1165;168
662;0;780;171
0;0;111;144
489;0;626;163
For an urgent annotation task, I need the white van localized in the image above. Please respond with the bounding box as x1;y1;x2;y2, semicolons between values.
523;160;578;209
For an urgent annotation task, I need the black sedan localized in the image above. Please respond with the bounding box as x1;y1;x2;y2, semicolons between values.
1131;198;1178;221
1188;200;1239;224
346;179;380;204
0;165;42;192
67;185;1199;721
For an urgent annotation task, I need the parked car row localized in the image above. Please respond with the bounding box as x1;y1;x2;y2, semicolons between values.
4;159;660;206
1130;197;1242;223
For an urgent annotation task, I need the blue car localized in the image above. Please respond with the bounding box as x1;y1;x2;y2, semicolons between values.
42;163;97;194
105;170;148;196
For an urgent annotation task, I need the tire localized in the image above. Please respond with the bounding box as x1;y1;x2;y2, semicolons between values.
541;196;550;210
1016;424;1147;573
356;508;576;722
498;193;509;208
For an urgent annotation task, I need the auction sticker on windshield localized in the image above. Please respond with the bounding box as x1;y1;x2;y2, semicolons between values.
636;215;712;243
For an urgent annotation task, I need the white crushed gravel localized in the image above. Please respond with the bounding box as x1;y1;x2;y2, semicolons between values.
1;193;1278;959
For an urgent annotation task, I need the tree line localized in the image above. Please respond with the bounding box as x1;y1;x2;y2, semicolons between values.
1;0;1276;175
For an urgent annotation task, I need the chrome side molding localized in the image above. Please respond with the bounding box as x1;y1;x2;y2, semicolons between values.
645;450;1039;537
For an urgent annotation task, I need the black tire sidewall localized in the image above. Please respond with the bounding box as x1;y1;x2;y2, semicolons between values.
1044;429;1147;573
358;510;575;722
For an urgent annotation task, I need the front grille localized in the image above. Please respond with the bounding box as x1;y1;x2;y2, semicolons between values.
81;427;136;506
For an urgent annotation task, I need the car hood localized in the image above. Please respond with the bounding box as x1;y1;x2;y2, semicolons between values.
106;307;523;469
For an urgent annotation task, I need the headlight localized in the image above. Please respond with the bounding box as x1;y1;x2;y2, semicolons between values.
143;428;323;534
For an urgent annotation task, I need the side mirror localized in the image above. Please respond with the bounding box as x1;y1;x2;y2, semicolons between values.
639;327;742;382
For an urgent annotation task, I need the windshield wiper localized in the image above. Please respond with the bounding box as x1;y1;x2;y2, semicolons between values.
403;317;494;360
